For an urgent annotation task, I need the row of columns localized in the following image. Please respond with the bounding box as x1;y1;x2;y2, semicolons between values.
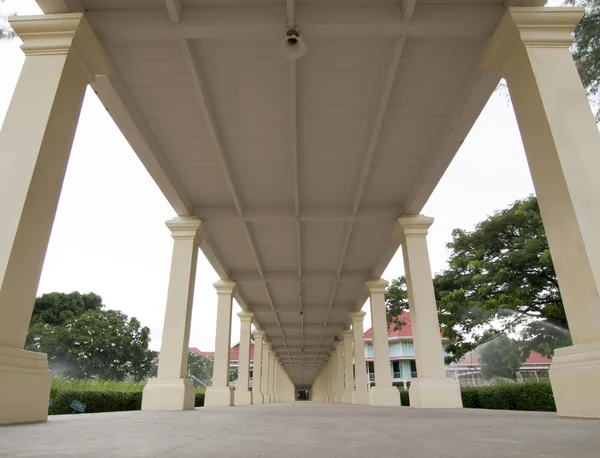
142;218;296;409
2;7;600;423
311;215;462;408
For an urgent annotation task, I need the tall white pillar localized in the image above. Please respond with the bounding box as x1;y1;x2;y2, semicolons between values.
329;350;337;402
335;341;345;403
262;341;272;403
0;14;110;425
366;279;401;406
342;330;354;404
205;280;236;407
398;215;462;408
273;357;280;403
234;312;253;406
252;330;265;404
481;6;600;419
350;311;370;405
142;217;202;411
268;347;275;402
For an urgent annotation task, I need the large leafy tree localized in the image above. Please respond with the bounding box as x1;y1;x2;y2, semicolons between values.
187;352;214;386
26;292;156;381
478;334;524;380
568;0;600;117
386;196;572;363
0;0;14;40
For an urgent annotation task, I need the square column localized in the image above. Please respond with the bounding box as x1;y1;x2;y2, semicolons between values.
261;342;272;403
350;311;370;405
342;330;355;404
366;279;401;406
252;330;265;404
267;347;275;402
0;14;110;425
335;341;345;403
142;217;202;411
205;280;236;407
481;7;600;419
329;350;337;402
234;312;254;406
273;357;280;402
398;215;462;409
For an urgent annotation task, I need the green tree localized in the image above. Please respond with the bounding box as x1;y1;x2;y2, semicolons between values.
26;293;156;381
478;334;524;380
0;0;15;40
187;352;213;386
385;196;572;363
568;0;600;117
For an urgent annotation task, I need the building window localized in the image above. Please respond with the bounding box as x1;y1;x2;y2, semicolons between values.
410;360;418;378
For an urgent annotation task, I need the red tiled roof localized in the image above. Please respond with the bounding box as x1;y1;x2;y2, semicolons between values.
189;343;254;361
363;311;413;338
458;349;551;366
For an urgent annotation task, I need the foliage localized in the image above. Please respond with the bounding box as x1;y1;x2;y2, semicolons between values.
51;376;145;393
195;392;205;407
386;197;572;363
567;0;600;118
478;334;525;380
385;277;410;331
26;292;156;382
187;352;214;386
229;367;239;383
404;383;556;411
48;389;143;415
0;0;15;40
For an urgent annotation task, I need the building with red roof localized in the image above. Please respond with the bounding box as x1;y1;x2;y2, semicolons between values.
189;343;255;387
363;312;552;387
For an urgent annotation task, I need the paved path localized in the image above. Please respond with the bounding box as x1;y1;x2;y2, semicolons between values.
1;403;599;457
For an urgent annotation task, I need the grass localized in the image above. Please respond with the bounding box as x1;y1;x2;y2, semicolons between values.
51;377;206;394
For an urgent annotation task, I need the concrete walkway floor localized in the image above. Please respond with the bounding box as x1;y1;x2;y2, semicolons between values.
1;402;600;457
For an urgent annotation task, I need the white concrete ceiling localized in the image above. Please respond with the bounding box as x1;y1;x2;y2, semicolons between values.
38;0;545;387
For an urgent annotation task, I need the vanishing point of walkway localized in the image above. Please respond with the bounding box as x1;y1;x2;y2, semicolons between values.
1;403;599;457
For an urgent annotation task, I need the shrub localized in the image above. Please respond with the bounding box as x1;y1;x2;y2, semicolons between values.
460;387;482;409
48;389;142;415
399;390;409;406
195;392;205;407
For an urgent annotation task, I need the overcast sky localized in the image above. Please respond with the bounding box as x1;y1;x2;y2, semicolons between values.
1;0;570;353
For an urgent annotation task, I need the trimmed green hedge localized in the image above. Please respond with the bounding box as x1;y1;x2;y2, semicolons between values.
48;389;205;415
49;390;142;415
401;383;555;411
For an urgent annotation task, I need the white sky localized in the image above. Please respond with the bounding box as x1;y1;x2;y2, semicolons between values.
1;0;567;352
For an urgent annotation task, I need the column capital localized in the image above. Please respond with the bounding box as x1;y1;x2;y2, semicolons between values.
10;14;112;79
397;214;434;237
213;279;235;294
264;341;272;349
253;329;265;339
342;329;353;340
365;278;389;294
166;216;202;240
237;311;254;322
480;7;584;74
335;341;344;350
349;310;366;321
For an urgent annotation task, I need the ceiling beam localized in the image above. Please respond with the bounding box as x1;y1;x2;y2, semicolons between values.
180;39;294;370
312;32;407;371
92;75;193;216
230;270;369;283
86;5;504;43
193;205;401;222
401;0;417;20
403;67;501;215
164;0;183;23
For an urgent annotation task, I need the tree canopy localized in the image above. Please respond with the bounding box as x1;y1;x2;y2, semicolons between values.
26;292;156;381
386;196;572;363
187;352;214;386
569;0;600;118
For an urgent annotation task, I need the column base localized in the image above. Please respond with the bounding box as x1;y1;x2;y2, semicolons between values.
353;390;370;405
142;378;196;411
550;342;600;418
408;378;462;409
342;392;354;404
205;386;234;407
234;390;253;406
0;347;52;425
335;393;344;403
254;392;265;404
264;393;272;403
369;386;401;406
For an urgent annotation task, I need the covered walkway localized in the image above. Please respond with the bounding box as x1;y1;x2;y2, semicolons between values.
1;403;600;457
